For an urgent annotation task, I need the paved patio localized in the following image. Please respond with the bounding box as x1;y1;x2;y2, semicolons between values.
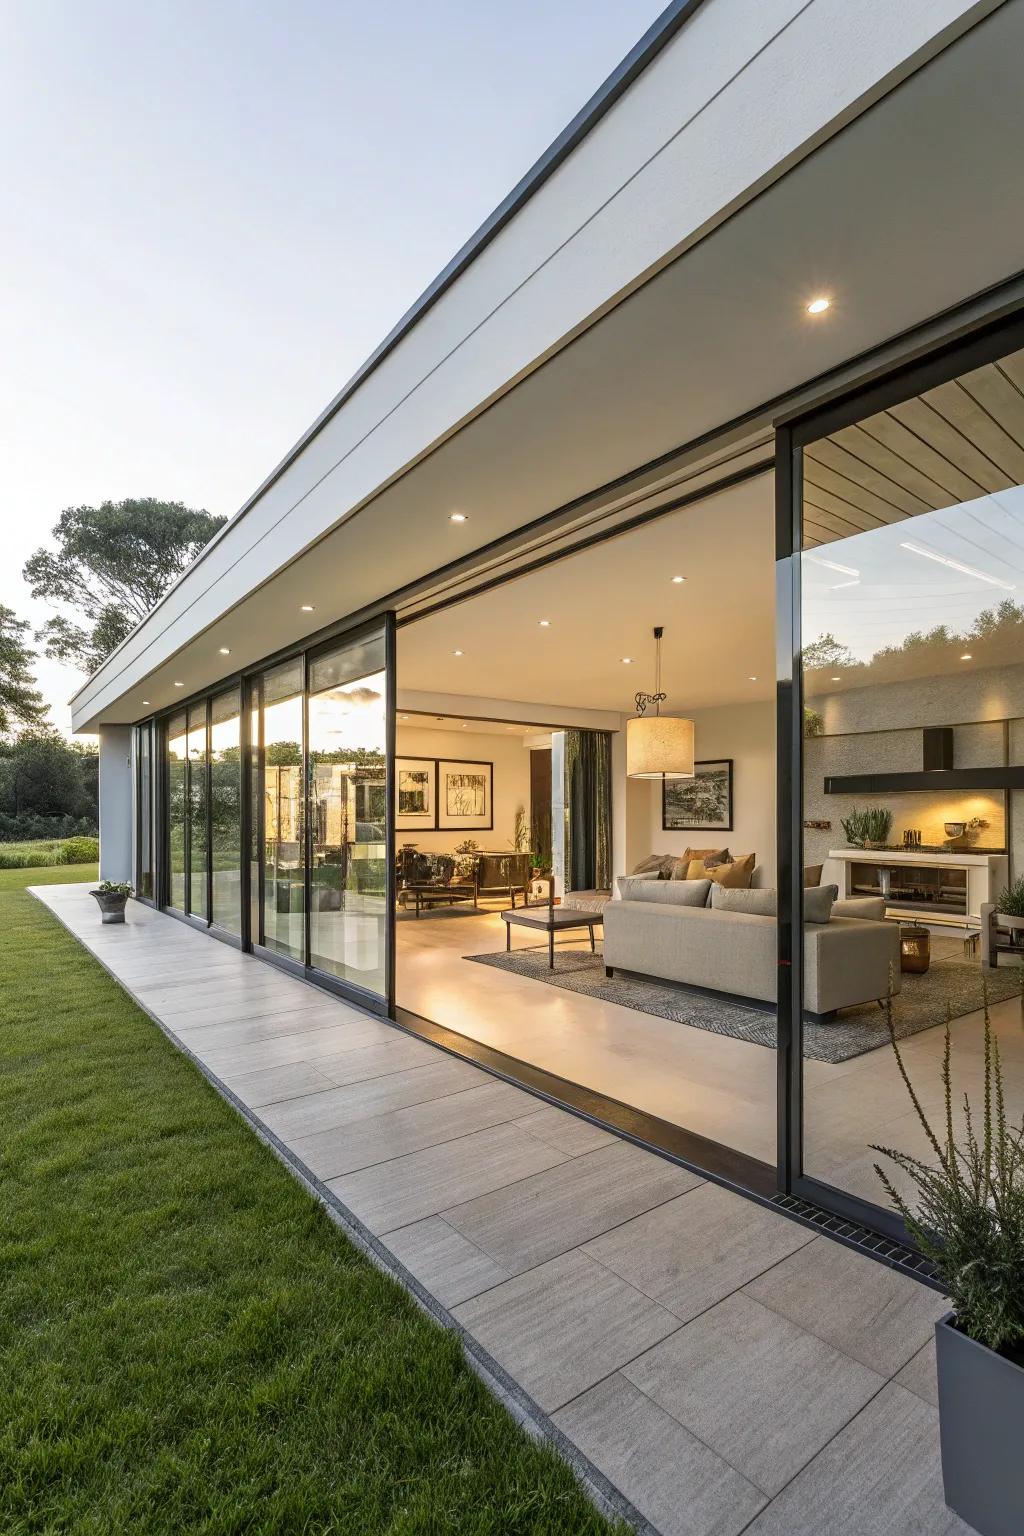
34;884;969;1536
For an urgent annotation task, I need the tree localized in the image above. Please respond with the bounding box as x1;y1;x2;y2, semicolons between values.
0;605;46;735
24;498;228;673
802;632;856;671
0;727;97;821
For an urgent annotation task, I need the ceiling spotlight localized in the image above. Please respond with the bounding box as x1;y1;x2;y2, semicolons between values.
748;676;758;682
831;676;841;682
399;714;409;721
621;657;633;664
449;511;467;523
301;603;315;612
174;681;184;688
453;649;464;656
961;653;973;661
219;647;231;655
671;575;686;584
461;722;468;728
142;700;150;706
807;296;831;315
538;619;550;627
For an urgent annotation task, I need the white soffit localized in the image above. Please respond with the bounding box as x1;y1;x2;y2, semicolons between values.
73;0;1018;729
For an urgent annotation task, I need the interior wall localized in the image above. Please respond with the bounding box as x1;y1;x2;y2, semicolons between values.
395;724;531;855
630;699;777;885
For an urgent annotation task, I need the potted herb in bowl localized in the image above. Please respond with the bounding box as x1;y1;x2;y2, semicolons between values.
840;806;893;849
995;875;1024;944
90;879;132;924
872;983;1024;1536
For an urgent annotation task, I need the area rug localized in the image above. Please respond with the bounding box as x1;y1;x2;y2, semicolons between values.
465;948;1023;1063
396;903;491;922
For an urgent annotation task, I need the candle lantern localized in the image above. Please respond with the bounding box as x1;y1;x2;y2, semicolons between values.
900;924;930;974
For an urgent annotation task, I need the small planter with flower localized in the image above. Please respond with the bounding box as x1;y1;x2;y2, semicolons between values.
90;880;133;924
872;978;1024;1535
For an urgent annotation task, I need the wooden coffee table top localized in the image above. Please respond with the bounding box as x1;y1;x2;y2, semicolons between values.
501;906;602;930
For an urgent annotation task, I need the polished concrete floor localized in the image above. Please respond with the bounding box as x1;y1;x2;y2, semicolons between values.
35;884;971;1536
396;907;1024;1208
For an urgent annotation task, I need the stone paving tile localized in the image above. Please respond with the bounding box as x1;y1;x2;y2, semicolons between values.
553;1374;767;1536
511;1105;617;1155
893;1338;939;1408
452;1249;680;1413
383;1216;510;1308
259;1058;486;1140
624;1292;883;1497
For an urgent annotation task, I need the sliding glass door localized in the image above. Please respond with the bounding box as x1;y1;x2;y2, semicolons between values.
210;688;242;935
307;631;388;998
778;311;1024;1234
258;658;305;963
167;711;188;912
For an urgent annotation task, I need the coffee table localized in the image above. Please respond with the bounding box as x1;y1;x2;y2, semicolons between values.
501;904;603;969
401;882;477;918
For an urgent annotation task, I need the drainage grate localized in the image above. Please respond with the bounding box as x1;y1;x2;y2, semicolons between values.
770;1193;940;1288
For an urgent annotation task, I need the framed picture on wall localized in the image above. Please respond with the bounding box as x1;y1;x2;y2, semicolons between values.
662;759;733;832
395;757;437;830
437;759;493;831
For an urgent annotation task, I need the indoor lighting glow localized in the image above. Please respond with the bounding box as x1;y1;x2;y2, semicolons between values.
671;575;686;584
174;681;184;688
219;647;231;655
900;540;1016;590
807;296;831;314
538;619;550;627
831;675;841;682
621;657;633;664
453;649;464;656
748;676;758;682
961;653;973;661
142;700;150;706
449;512;467;522
301;604;315;611
626;626;695;781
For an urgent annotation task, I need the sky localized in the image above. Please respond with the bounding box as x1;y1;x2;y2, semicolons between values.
1;0;666;733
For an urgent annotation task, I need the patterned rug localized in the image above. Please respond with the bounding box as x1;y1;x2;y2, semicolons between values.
465;947;1024;1063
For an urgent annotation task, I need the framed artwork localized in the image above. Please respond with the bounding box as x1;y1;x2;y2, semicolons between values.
395;757;436;830
662;759;733;832
437;758;493;831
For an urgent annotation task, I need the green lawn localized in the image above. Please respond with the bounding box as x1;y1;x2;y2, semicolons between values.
0;865;618;1535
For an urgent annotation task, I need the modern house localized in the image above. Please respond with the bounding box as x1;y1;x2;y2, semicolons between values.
75;0;1024;1250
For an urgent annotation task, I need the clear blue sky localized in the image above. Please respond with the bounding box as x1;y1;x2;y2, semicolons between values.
1;0;665;730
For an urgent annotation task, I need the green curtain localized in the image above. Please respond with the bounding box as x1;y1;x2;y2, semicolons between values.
564;729;612;892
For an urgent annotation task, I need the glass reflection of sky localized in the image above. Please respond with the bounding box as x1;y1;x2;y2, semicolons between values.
803;487;1024;662
309;672;386;754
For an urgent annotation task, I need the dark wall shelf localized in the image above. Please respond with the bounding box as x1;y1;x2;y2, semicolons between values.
824;769;1024;794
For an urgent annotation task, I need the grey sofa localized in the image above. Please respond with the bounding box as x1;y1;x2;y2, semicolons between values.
604;879;900;1018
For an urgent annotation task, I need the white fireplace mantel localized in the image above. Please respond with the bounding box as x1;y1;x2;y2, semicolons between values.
824;848;1008;927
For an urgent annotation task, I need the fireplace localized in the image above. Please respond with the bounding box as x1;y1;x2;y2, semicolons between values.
849;860;968;916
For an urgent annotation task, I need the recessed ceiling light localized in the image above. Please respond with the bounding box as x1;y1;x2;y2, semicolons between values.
671;575;686;584
301;603;315;612
831;676;841;682
538;619;550;627
807;296;831;315
461;722;468;728
174;681;184;688
142;700;150;706
621;657;633;664
961;653;973;661
748;676;758;682
449;512;467;523
399;714;409;721
453;649;464;656
219;646;231;655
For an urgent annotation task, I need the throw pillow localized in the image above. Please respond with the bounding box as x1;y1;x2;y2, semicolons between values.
672;848;728;880
631;853;676;879
803;883;838;923
630;878;711;908
707;853;756;888
711;886;777;917
803;864;824;887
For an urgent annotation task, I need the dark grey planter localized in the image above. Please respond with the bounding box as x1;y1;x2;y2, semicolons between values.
936;1312;1024;1535
91;890;129;924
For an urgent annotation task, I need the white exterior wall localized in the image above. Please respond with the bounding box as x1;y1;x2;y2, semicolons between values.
98;727;133;884
70;0;995;731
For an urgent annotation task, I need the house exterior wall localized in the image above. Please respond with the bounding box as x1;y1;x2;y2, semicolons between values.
98;727;133;884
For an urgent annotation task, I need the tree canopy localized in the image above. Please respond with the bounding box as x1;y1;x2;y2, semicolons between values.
0;606;46;736
24;498;228;674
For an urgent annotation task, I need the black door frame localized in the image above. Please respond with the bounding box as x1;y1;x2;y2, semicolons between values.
774;302;1024;1239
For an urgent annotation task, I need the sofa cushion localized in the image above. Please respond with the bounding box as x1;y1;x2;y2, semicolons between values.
629;878;711;907
803;883;838;922
832;895;886;921
711;886;777;917
804;864;824;887
631;853;676;879
684;846;731;864
616;873;663;898
707;853;756;888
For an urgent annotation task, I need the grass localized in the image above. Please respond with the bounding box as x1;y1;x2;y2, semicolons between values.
0;865;619;1535
0;837;99;870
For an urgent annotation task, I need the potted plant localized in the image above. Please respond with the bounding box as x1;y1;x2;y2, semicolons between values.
90;879;132;924
453;838;480;882
872;981;1024;1535
840;806;893;849
995;875;1024;942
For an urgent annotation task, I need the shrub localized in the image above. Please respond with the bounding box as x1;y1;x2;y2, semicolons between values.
840;806;893;847
872;978;1024;1354
60;835;100;865
995;875;1024;919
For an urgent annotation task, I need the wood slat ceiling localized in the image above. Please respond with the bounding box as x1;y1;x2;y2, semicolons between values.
802;347;1024;547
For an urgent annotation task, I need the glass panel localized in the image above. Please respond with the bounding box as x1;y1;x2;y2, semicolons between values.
210;689;242;934
187;703;208;921
250;681;260;944
260;659;305;961
308;632;387;995
137;724;153;900
167;712;187;911
798;339;1024;1218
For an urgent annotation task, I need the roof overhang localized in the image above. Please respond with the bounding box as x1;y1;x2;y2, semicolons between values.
72;0;1018;730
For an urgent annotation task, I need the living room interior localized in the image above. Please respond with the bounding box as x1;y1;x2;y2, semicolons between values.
392;343;1024;1216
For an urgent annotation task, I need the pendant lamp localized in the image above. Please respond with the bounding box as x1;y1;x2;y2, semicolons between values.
626;626;695;780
